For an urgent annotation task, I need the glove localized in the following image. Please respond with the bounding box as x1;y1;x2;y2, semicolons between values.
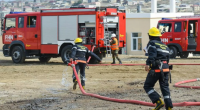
149;69;156;77
145;65;149;71
169;65;173;70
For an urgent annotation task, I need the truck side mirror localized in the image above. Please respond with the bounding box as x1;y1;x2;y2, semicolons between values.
1;18;4;31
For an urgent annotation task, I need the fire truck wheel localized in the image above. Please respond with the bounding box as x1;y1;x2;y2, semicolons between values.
11;46;25;63
180;52;189;58
169;46;177;58
39;57;51;63
61;45;72;64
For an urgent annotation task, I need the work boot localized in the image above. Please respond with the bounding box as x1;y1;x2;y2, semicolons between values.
166;107;172;110
153;98;164;110
73;80;78;90
111;61;115;64
82;86;85;90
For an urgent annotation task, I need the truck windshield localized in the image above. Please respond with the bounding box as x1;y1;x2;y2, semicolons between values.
5;18;16;30
158;23;172;34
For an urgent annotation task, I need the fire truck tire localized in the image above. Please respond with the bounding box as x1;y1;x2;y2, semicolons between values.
180;52;189;58
39;57;51;63
169;46;177;58
11;46;25;63
61;45;72;64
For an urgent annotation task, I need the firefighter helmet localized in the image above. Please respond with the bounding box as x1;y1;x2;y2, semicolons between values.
74;38;82;43
111;33;116;38
148;27;162;37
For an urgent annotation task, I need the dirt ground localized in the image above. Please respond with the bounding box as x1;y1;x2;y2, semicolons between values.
0;52;200;110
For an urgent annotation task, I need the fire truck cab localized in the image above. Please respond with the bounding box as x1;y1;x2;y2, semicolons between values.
1;7;126;63
158;17;199;58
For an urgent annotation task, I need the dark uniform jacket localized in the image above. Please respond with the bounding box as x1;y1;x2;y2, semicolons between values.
71;43;101;62
146;40;170;69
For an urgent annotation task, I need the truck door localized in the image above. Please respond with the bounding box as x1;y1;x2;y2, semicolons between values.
17;16;25;43
24;16;38;50
158;22;173;44
3;17;17;44
173;21;187;51
187;20;198;51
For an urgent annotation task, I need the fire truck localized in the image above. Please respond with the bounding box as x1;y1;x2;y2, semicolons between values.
1;7;126;63
158;17;200;58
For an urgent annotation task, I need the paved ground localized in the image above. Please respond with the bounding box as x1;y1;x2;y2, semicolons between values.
0;52;200;110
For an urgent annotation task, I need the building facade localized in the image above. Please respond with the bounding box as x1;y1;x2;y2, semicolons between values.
125;13;194;55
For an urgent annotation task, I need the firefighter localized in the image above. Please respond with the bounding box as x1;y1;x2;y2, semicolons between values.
109;33;122;64
143;27;173;110
70;38;101;90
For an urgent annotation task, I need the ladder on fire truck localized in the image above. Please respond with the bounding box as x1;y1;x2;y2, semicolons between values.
104;16;112;57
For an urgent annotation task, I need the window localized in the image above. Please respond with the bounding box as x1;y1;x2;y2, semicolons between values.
174;22;182;32
5;18;16;30
131;33;142;51
158;23;172;34
18;17;24;28
189;23;194;34
27;16;36;28
188;21;198;37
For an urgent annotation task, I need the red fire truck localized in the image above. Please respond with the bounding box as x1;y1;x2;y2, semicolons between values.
158;17;199;58
1;7;126;63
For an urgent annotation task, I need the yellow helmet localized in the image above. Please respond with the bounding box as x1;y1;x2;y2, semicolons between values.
74;38;82;43
148;27;162;37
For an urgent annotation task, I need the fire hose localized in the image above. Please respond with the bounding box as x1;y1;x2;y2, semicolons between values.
88;63;200;66
86;45;95;63
174;78;200;89
67;61;200;107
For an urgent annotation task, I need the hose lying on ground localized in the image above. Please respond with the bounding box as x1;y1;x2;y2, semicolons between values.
68;62;200;107
174;78;200;89
88;63;200;66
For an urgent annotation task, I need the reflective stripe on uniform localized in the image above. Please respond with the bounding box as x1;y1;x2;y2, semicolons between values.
76;60;86;63
157;48;169;53
80;75;86;80
154;68;170;73
147;89;155;95
111;38;119;50
77;49;86;51
147;45;156;51
72;47;77;49
162;61;167;63
164;95;170;99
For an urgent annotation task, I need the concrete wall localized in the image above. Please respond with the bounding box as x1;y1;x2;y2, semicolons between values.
126;18;150;55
